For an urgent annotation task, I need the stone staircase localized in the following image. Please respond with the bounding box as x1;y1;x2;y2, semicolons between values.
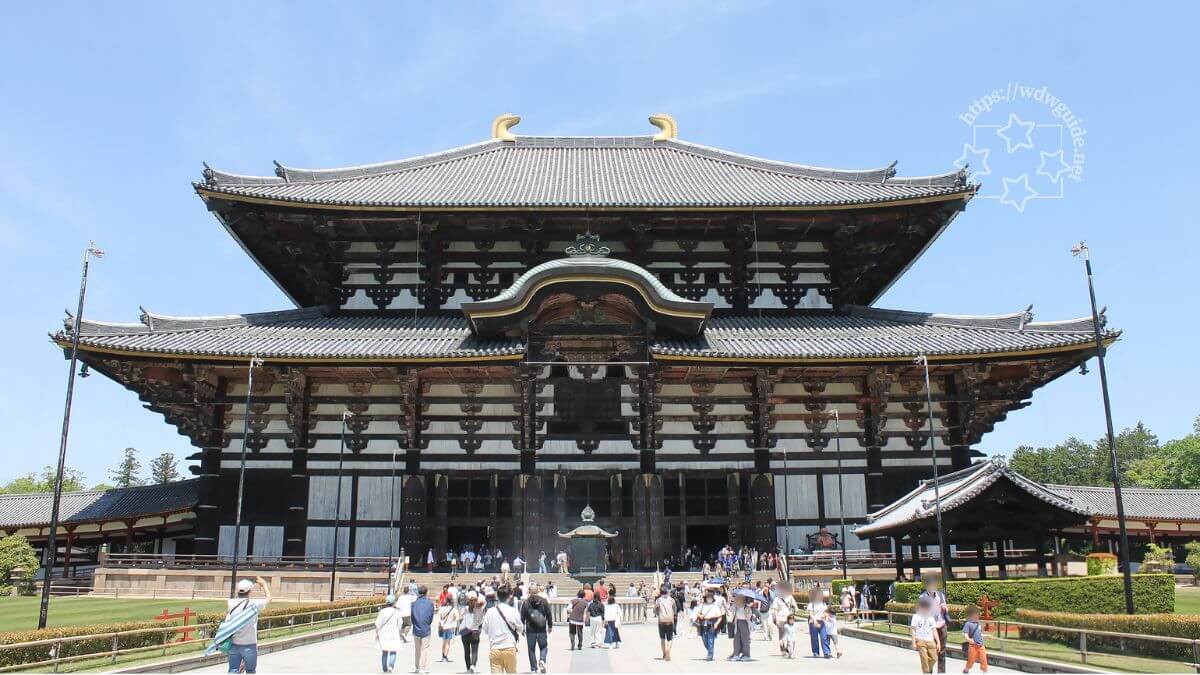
398;569;784;596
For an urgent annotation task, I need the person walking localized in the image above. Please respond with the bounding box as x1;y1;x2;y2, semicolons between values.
586;593;605;647
728;595;752;661
696;590;724;662
782;614;797;658
770;584;796;655
824;606;843;658
481;586;523;673
458;591;485;674
567;590;588;651
961;605;989;673
520;583;553;673
375;595;403;673
919;578;950;673
435;595;460;663
602;594;622;649
410;585;435;674
910;597;941;674
806;587;831;658
655;586;677;661
396;586;415;643
538;551;548;574
223;577;272;674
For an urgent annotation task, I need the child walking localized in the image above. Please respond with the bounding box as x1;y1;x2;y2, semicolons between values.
910;597;941;674
962;606;988;673
824;607;843;658
782;614;797;658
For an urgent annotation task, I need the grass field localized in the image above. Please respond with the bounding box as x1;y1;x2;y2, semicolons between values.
0;597;231;633
1176;584;1200;614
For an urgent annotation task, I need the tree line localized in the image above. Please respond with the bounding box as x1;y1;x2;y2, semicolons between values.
1009;415;1200;489
0;448;181;495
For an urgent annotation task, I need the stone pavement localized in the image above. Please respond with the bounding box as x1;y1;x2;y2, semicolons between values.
197;621;1019;673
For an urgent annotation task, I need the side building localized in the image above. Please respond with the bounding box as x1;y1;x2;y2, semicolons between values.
52;114;1117;566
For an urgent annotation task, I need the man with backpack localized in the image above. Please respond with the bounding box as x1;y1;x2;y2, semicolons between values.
520;583;553;673
481;586;523;674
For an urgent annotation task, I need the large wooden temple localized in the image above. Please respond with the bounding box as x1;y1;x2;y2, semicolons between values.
53;114;1117;566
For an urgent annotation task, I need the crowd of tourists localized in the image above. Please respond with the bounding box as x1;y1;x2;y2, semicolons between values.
425;547;576;576
207;571;980;674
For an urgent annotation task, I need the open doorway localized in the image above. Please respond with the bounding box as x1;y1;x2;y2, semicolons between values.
687;524;729;559
447;526;489;555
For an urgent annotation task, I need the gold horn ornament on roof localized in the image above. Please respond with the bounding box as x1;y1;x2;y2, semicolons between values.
649;113;678;140
491;113;520;141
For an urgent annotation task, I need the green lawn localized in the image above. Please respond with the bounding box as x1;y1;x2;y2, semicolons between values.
1176;584;1200;614
0;597;231;633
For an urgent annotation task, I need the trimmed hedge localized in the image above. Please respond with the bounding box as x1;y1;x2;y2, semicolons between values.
892;575;1174;617
1016;608;1200;661
885;600;971;622
0;596;385;669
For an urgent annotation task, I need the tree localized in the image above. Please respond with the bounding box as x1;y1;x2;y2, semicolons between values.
1185;541;1200;586
0;466;86;495
0;535;39;593
1127;416;1200;489
109;447;143;488
1008;422;1165;487
149;452;180;484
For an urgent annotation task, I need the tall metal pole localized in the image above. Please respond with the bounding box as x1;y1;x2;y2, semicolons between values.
330;409;351;602
781;441;791;555
229;356;262;598
1072;242;1134;614
832;409;849;579
39;243;103;630
386;442;398;587
917;354;953;585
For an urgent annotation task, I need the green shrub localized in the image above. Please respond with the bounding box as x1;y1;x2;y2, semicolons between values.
1016;608;1200;661
885;600;971;623
1184;541;1200;586
0;596;384;669
0;535;38;593
1087;552;1117;576
892;575;1174;616
1141;544;1175;574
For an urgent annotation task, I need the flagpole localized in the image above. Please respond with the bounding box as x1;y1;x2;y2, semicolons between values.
229;355;262;598
330;408;352;602
39;242;103;629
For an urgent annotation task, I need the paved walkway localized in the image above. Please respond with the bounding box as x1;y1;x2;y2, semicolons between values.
198;621;1019;673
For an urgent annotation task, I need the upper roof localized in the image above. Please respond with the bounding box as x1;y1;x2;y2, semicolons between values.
197;125;974;210
0;480;198;530
1046;484;1200;522
56;304;1111;363
854;459;1091;538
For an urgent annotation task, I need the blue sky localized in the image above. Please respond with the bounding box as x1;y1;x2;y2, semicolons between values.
2;2;1196;486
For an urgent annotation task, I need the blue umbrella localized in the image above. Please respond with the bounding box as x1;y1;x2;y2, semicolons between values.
732;588;769;605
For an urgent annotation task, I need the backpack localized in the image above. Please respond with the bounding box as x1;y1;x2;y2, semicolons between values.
526;600;548;630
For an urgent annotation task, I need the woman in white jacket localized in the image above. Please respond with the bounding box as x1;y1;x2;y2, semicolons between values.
602;595;622;648
375;595;403;673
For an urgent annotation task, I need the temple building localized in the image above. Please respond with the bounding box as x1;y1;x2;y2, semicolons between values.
52;113;1117;566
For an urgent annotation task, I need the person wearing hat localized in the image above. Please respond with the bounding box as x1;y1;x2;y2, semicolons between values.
375;595;403;673
458;590;485;674
226;576;271;673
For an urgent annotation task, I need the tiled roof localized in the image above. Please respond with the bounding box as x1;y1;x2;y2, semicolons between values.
59;309;525;360
0;480;198;529
1046;484;1200;522
197;136;973;209
652;306;1110;360
57;305;1109;362
854;459;1091;538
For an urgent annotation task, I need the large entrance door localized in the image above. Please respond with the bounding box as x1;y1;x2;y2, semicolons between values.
686;525;728;557
447;526;489;554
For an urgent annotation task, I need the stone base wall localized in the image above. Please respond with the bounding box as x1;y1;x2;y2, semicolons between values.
92;567;389;601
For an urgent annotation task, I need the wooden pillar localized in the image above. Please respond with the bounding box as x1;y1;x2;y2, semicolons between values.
631;473;664;569
432;474;448;559
195;377;228;556
894;537;905;580
975;543;987;579
283;372;312;558
124;520;136;553
512;474;543;561
1052;534;1063;577
61;529;76;579
911;542;922;579
1036;535;1048;577
996;540;1008;579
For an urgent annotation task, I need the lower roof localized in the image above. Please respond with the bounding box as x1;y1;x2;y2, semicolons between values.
55;305;1111;364
1046;484;1200;522
0;480;198;530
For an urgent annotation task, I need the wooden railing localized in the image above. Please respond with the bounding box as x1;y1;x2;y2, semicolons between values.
786;548;1037;572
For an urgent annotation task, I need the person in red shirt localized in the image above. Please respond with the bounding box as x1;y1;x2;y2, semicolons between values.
596;584;608;602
